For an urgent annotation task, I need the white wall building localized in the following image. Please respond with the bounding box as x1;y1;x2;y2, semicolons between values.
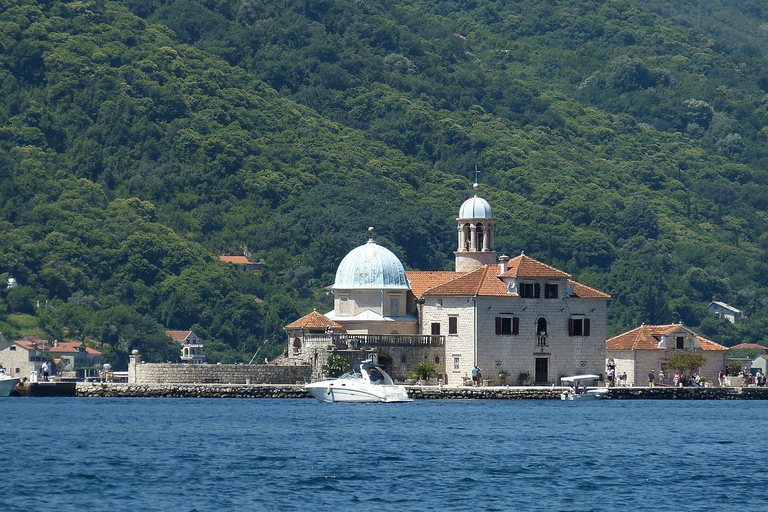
606;324;727;386
285;184;610;385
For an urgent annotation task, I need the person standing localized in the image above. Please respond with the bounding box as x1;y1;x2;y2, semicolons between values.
648;369;655;388
41;361;49;382
718;369;725;387
472;365;481;387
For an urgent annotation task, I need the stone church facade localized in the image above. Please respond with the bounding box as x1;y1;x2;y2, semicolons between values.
284;185;610;385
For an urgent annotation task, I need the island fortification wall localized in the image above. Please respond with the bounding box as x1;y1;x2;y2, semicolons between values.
128;351;310;385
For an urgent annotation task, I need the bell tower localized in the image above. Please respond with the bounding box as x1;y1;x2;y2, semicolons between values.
455;183;496;272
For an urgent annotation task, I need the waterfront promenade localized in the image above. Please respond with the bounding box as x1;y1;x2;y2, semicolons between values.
67;382;768;399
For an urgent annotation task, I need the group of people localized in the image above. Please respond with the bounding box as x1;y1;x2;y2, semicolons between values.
606;367;628;387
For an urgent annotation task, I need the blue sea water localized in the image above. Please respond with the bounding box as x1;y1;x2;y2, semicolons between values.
1;397;762;511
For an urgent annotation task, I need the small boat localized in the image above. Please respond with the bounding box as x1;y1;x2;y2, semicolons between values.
560;374;608;401
0;367;20;397
305;360;412;403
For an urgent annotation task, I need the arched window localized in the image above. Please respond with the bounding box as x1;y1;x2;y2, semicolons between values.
401;354;407;364
434;355;440;365
537;317;548;335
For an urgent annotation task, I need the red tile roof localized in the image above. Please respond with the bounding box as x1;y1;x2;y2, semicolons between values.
406;271;463;298
285;310;342;330
569;280;611;299
13;339;45;351
219;255;251;264
730;343;767;351
607;324;727;351
415;256;609;299
166;330;193;342
48;342;101;355
501;253;570;279
423;266;510;297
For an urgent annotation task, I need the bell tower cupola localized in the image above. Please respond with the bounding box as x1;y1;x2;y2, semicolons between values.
455;183;496;272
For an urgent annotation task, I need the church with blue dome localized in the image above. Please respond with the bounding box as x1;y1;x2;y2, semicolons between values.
285;184;610;386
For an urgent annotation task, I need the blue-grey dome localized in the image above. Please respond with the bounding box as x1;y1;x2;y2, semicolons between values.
333;239;410;290
459;195;492;219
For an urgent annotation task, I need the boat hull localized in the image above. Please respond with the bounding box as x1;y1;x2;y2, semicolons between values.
305;382;412;403
561;389;608;400
0;377;20;397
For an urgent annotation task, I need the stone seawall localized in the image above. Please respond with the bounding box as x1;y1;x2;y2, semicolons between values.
76;384;768;399
78;383;311;398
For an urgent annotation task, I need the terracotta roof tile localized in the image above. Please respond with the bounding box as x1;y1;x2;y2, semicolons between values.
501;253;570;279
607;324;727;351
406;271;463;298
730;343;767;351
166;330;193;341
48;342;101;355
285;310;342;330
569;280;611;299
219;255;251;264
424;266;510;297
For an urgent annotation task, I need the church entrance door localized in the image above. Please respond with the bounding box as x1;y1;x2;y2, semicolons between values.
534;358;548;384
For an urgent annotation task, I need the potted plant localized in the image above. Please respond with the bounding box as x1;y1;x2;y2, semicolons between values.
518;372;532;386
414;362;436;384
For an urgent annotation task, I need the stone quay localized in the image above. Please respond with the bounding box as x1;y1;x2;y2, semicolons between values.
74;383;768;399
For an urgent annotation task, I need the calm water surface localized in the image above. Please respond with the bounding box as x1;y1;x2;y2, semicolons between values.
1;398;762;511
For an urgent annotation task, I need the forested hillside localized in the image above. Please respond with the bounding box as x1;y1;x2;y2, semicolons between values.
2;0;768;366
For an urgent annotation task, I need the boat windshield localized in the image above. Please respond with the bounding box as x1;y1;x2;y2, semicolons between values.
338;371;363;380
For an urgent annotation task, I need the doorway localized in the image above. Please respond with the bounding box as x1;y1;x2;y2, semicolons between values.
535;358;548;384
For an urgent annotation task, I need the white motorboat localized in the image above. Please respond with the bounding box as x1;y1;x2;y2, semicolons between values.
305;360;412;403
0;367;20;397
560;374;608;401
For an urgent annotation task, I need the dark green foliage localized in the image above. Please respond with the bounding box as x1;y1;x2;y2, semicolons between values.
2;0;768;364
324;353;349;378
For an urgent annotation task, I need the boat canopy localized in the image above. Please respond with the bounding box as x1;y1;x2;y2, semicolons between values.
561;374;600;383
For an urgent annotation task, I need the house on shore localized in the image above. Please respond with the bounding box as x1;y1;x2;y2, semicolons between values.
606;324;727;386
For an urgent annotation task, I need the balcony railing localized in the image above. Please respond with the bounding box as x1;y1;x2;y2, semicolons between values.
302;333;445;348
536;335;547;347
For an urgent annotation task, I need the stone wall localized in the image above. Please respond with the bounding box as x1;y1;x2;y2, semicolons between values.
74;383;768;400
128;352;310;384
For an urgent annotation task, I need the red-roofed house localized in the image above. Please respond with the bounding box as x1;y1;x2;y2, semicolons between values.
48;341;102;380
606;324;727;386
219;255;262;274
0;336;49;379
166;330;205;364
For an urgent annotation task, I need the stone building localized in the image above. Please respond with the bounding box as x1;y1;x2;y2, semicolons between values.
415;254;610;386
606;324;728;386
0;336;48;379
284;184;610;385
166;330;206;364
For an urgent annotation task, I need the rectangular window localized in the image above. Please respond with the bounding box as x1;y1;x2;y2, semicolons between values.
389;297;400;316
519;283;534;298
495;317;520;335
545;283;558;299
449;316;458;335
676;336;684;349
453;355;460;371
339;297;349;315
9;346;16;351
568;318;590;337
431;323;441;335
